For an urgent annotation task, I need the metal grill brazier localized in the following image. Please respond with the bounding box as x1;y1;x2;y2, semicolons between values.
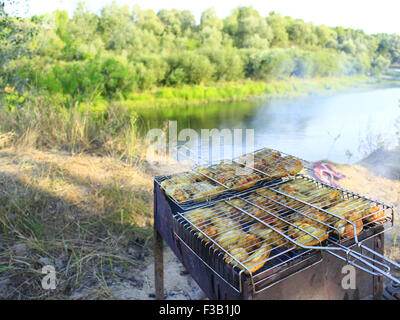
154;148;399;300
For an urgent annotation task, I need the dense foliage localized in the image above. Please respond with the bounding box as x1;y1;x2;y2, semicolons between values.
1;1;399;103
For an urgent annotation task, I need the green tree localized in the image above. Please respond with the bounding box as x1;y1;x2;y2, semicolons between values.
200;7;222;31
201;47;244;81
315;25;337;48
247;49;295;80
166;51;214;85
371;55;390;75
101;56;136;98
340;39;356;55
2;2;393;103
157;9;183;36
54;10;69;41
133;6;164;36
199;8;223;46
98;2;134;51
224;7;272;49
0;1;37;91
133;55;169;90
180;10;196;35
287;20;317;47
266;12;289;47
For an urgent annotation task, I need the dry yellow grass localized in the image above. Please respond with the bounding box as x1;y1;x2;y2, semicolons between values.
0;147;154;224
0;99;197;299
0;147;155;299
0;132;16;149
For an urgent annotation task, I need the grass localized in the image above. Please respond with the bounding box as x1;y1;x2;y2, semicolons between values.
0;94;191;299
89;76;378;110
0;147;154;299
0;96;143;158
0;96;159;299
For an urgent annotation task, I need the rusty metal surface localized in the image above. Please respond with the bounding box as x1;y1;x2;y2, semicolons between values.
373;235;384;300
154;228;164;300
154;186;165;300
252;236;382;300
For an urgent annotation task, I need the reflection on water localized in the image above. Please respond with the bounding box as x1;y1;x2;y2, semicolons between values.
136;87;400;164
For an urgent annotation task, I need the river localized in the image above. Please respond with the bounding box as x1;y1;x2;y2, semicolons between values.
136;86;400;164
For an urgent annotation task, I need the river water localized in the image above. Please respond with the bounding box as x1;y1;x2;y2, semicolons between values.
136;87;400;164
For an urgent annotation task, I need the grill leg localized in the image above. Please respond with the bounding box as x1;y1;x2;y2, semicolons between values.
373;233;384;300
154;228;164;300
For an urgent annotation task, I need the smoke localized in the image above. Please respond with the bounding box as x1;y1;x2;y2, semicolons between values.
359;148;400;180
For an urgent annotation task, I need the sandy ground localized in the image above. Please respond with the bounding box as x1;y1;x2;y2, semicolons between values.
105;247;205;300
331;159;400;263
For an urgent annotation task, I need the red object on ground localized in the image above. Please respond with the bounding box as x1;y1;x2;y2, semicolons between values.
313;162;346;187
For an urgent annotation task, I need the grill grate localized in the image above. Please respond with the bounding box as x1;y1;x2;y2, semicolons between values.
173;199;320;293
234;147;310;178
172;174;399;293
268;176;393;234
155;147;308;210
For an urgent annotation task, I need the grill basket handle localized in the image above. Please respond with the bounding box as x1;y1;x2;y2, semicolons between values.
327;246;400;285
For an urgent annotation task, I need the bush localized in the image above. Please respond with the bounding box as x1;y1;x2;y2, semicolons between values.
201;47;244;81
165;51;215;85
31;55;139;101
133;55;169;90
371;55;390;75
101;57;136;98
165;67;187;86
37;59;104;101
247;49;295;80
311;52;340;77
292;51;314;78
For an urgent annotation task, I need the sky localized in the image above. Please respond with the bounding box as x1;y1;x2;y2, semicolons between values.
6;0;400;35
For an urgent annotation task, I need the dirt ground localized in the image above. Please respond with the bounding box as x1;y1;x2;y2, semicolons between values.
104;247;205;300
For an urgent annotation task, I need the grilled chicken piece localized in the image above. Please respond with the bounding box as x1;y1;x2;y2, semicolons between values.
283;156;304;175
224;247;249;265
196;226;219;243
327;198;370;216
224;242;272;274
215;229;246;249
264;167;288;179
242;242;272;273
334;218;363;238
196;162;262;190
229;196;282;223
299;207;330;224
238;234;259;252
212;217;241;233
162;184;191;201
288;221;329;247
295;198;366;239
195;182;224;198
248;224;285;246
237;148;304;179
256;188;281;200
184;207;216;226
277;182;342;207
161;171;226;202
363;206;386;223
